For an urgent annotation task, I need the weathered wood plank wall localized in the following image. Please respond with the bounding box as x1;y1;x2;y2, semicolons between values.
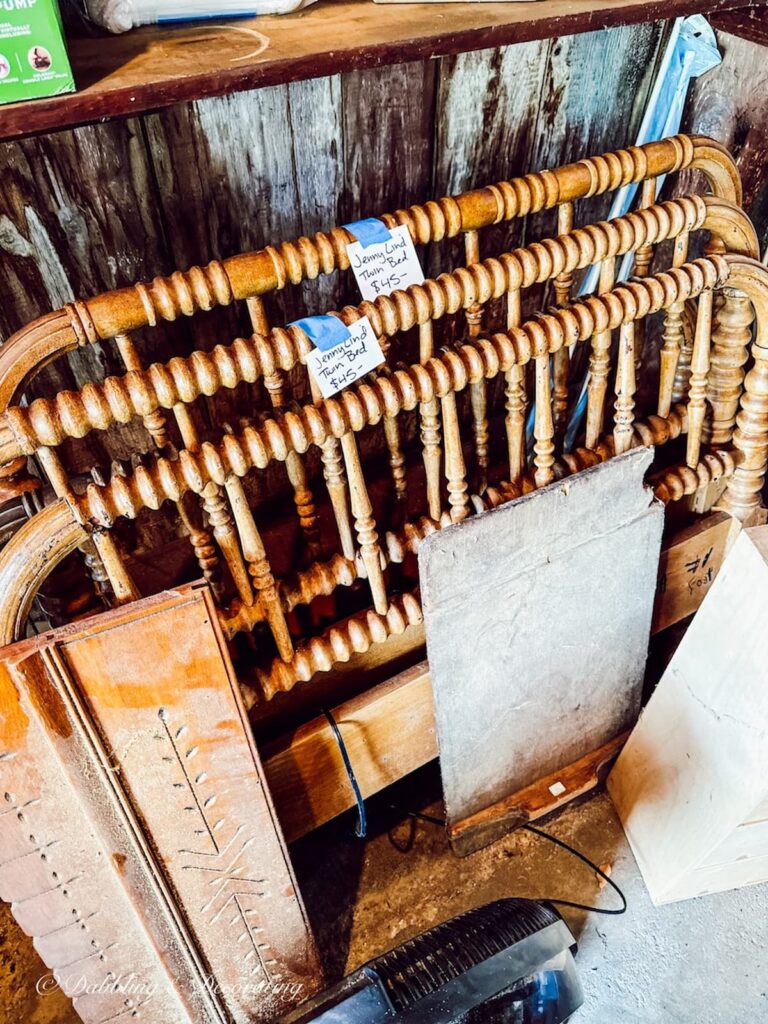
0;23;668;388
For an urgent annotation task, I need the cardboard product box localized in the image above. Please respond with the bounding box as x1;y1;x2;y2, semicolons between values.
0;1;75;106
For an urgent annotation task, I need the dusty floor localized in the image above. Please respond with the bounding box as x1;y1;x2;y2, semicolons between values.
3;776;767;1022
293;772;768;1024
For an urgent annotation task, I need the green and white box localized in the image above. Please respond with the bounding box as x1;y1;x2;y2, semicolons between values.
0;1;75;106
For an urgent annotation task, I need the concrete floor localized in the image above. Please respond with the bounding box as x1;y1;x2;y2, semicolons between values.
293;778;768;1024
3;782;766;1022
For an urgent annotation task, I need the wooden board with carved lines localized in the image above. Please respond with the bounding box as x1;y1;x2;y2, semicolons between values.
0;583;323;1024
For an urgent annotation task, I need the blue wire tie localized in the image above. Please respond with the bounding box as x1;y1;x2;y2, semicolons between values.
343;217;392;249
323;708;367;839
290;315;351;352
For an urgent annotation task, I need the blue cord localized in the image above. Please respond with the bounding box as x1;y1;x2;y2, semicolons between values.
323;709;367;839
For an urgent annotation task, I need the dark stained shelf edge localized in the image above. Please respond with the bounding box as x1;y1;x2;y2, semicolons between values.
710;6;768;44
0;0;763;143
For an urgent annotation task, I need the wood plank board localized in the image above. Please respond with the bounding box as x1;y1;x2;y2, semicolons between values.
1;584;323;1023
0;0;760;142
651;511;741;632
263;661;436;843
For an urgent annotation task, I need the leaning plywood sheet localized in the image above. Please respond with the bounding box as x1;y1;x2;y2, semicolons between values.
420;446;663;855
0;584;322;1024
608;526;768;904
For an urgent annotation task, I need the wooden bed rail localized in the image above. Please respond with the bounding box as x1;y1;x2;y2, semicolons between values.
0;137;748;635
2;254;767;672
0;134;739;401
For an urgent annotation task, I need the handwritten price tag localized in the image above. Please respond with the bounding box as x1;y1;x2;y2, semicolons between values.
347;224;425;301
306;316;385;399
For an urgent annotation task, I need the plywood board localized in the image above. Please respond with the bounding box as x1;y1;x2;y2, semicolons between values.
420;446;663;846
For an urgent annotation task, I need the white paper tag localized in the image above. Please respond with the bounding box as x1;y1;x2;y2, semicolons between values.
306;316;385;399
347;224;425;301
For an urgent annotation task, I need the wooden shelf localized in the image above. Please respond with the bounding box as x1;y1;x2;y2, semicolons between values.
0;0;762;142
711;5;768;44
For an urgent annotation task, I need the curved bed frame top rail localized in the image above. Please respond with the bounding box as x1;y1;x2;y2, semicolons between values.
3;253;768;650
0;134;740;413
0;194;758;467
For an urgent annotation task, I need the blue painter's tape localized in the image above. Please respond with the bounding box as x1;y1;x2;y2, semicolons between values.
291;315;351;352
343;217;391;249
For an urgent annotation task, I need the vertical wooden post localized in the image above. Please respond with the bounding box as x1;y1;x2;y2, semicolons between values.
36;445;139;604
613;321;637;456
686;289;714;469
339;432;388;613
377;361;408;512
706;289;754;446
552;202;574;446
177;490;224;600
247;298;322;558
585;257;616;449
173;402;254;606
504;289;526;486
383;410;407;505
533;354;555;489
419;321;442;520
115;333;171;449
721;292;768;523
464;229;489;493
116;332;223;593
657;230;690;417
307;373;356;561
441;389;470;523
632;178;657;279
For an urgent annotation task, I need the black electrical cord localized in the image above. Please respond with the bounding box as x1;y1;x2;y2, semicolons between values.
323;708;626;915
395;808;627;917
323;709;367;838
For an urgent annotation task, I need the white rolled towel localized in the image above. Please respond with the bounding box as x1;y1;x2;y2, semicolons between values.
86;0;319;33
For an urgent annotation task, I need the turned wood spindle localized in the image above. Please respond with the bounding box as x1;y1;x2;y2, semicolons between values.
632;177;657;279
672;300;697;404
339;432;388;614
117;333;226;594
173;402;254;605
613;322;637;456
247;297;322;558
686;288;714;469
376;354;408;511
533;353;555;489
36;445;139;604
585;257;616;448
464;229;489;493
419;321;442;520
176;491;224;601
306;370;356;561
721;296;768;523
630;178;658;372
657;230;690;417
552;203;574;445
706;288;754;446
383;411;407;505
504;289;526;485
224;470;294;661
441;385;470;524
115;333;170;449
